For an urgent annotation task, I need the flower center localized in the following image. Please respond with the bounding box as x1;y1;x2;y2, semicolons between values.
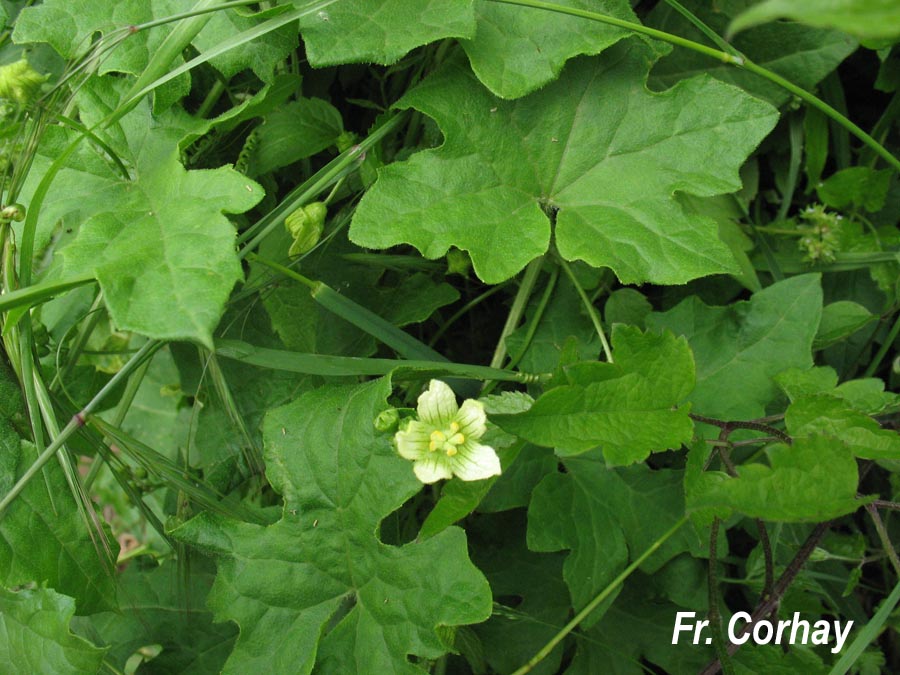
429;421;466;456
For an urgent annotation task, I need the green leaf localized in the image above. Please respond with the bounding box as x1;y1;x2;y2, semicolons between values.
0;587;105;674
648;274;822;420
193;7;298;82
505;280;600;373
817;166;893;211
0;426;117;614
814;300;877;349
248;97;344;176
295;0;476;66
604;287;652;329
84;559;236;674
527;459;702;622
116;347;191;458
258;232;458;357
469;513;569;675
730;0;900;41
776;366;900;414
351;40;778;285
775;366;840;401
690;436;862;521
494;326;695;464
567;583;712;674
172;378;492;673
12;0;184;74
43;85;262;346
461;0;637;98
648;0;857;107
786;394;900;460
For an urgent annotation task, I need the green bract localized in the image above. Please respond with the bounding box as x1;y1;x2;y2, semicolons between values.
395;380;501;483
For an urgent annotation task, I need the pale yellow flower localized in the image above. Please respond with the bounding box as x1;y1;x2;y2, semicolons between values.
394;380;501;484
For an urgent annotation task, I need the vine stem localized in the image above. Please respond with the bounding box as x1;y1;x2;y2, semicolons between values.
700;521;832;675
558;257;613;362
487;256;544;371
689;412;792;444
488;0;900;175
510;516;688;675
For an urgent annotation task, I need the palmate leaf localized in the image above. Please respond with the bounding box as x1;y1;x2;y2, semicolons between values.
295;0;476;66
494;326;695;464
351;39;778;285
461;0;637;99
40;84;262;347
0;587;105;675
172;378;492;674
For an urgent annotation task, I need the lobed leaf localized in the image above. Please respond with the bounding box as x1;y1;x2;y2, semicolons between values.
172;378;492;674
461;0;637;98
351;40;778;285
494;325;695;464
295;0;476;66
42;83;262;346
690;436;862;521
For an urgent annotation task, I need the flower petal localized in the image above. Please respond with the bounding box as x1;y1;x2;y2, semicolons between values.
413;455;453;484
455;399;487;439
417;380;458;427
394;420;431;460
450;440;501;481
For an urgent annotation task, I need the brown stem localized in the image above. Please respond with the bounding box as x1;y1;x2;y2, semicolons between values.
698;521;832;675
871;499;900;511
756;519;775;605
690;413;792;445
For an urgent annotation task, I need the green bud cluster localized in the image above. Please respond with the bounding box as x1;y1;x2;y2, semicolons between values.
797;203;843;264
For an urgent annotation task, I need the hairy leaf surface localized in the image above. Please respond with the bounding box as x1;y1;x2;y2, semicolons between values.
690;436;861;521
44;92;262;346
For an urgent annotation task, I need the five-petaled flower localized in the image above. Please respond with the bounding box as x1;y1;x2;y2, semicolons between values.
394;380;501;484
